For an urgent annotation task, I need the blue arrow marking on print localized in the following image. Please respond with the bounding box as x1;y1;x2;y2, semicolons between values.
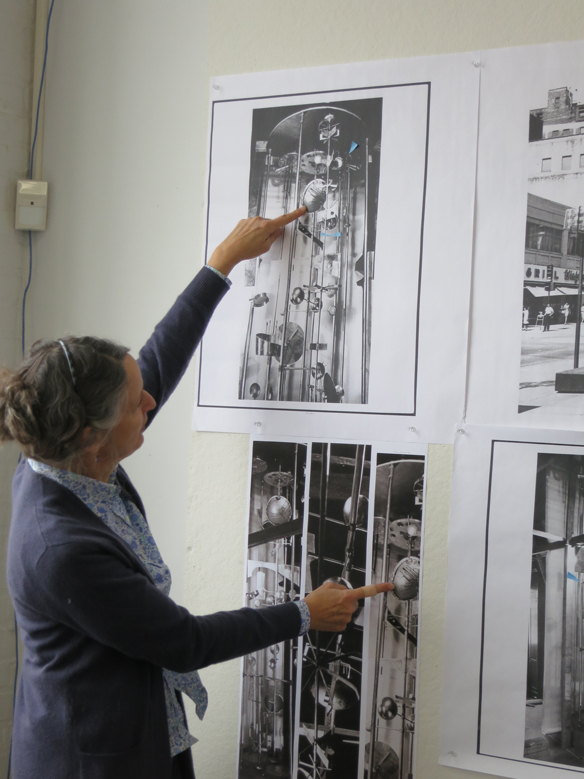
349;141;359;154
568;572;578;582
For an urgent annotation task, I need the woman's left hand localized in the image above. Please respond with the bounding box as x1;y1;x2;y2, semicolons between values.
208;207;307;277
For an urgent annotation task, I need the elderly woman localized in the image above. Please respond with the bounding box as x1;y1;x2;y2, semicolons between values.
0;209;390;779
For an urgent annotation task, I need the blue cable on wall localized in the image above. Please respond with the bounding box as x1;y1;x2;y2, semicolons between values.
9;3;56;777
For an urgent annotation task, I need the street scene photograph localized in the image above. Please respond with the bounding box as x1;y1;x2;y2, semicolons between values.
519;84;584;419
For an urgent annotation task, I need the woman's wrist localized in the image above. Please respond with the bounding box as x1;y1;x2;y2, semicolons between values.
208;246;238;277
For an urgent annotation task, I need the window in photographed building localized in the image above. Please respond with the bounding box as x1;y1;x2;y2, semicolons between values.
552;130;561;137
580;126;584;133
563;128;572;136
542;157;552;172
562;155;572;170
580;154;584;168
526;221;563;253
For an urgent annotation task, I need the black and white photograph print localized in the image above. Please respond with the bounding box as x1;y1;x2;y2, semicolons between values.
196;77;435;428
519;85;584;420
524;453;584;769
240;98;382;406
296;443;371;779
238;439;428;778
441;428;584;779
238;441;307;779
363;454;424;779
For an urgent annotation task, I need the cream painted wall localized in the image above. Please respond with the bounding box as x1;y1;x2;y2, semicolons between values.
21;2;584;779
0;1;35;775
33;0;210;602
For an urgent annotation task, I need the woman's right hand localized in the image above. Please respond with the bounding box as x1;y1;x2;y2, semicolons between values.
208;207;307;277
303;581;394;632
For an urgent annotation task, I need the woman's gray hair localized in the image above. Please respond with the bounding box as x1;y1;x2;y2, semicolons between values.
0;336;130;463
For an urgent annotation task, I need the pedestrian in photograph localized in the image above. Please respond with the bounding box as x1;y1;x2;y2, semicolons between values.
522;306;530;329
562;301;570;324
543;302;554;331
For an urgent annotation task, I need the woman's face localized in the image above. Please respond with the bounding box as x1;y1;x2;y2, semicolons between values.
106;355;156;462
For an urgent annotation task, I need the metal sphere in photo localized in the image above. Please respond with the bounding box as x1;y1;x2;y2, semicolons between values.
378;696;398;721
265;495;292;525
364;742;399;779
311;362;325;380
302;178;327;212
263;693;284;713
251;457;267;474
290;286;305;305
391;555;420;601
324;576;352;589
388;518;422;553
276;322;305;365
343;494;368;527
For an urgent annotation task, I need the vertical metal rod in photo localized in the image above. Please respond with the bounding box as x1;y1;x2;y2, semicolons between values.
289;532;296;774
340;167;351;394
329;164;345;386
574;207;583;369
573;572;583;723
278;112;304;401
575;474;583;725
368;462;394;779
342;444;365;580
239;300;255;399
270;167;290;401
561;531;569;748
400;596;412;779
313;132;333;402
260;151;270;218
361;139;370;403
301;209;318;402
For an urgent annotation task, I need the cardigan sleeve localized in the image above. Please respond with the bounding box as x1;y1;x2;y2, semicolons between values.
33;536;301;673
137;265;229;426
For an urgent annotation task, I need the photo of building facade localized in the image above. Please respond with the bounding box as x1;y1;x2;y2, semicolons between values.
519;86;584;417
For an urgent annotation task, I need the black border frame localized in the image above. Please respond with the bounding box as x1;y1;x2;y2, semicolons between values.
197;81;431;418
478;436;584;773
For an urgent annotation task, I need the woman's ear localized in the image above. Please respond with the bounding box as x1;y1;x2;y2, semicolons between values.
79;426;104;454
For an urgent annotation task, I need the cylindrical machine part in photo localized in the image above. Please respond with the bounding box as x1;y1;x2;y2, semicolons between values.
242;99;382;405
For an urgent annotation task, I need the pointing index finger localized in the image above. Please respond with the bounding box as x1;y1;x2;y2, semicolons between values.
352;582;394;599
269;206;307;229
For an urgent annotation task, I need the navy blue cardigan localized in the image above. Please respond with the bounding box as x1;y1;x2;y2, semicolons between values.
7;267;301;779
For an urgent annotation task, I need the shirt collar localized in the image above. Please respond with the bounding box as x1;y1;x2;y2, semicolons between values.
28;459;120;501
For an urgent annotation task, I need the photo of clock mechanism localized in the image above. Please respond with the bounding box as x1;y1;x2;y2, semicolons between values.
297;443;371;778
364;455;424;779
239;442;307;779
240;98;382;405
